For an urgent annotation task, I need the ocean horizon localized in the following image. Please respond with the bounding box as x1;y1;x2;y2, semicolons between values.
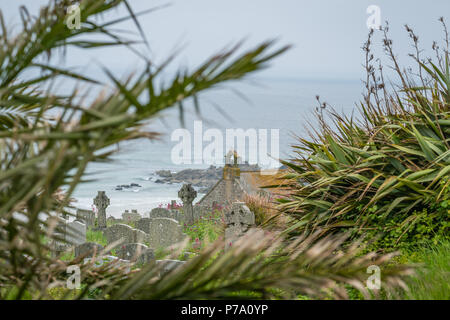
69;77;362;217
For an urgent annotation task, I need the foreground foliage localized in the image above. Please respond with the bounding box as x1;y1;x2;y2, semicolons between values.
1;230;414;300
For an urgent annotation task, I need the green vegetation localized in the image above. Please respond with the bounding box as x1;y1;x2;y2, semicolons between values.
277;24;449;251
402;240;450;300
0;0;445;300
244;194;290;229
183;208;224;253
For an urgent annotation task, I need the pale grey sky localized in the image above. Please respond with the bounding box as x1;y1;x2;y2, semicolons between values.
1;0;449;80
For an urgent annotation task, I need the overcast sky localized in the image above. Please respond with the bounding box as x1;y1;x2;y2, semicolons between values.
1;0;449;80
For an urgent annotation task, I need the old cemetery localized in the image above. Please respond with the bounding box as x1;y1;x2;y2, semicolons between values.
45;163;257;277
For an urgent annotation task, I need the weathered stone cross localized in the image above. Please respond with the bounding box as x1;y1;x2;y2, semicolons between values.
224;202;255;246
93;191;110;229
178;184;197;225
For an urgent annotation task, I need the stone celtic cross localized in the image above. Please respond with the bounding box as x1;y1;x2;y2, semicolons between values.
178;184;197;225
94;191;110;229
224;202;255;245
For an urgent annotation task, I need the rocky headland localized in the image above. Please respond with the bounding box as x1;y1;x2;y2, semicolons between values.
155;163;260;193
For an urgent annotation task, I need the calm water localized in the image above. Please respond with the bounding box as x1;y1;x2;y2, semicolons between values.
71;78;362;217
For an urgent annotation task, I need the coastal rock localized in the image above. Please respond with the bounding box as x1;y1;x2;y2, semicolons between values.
154;164;261;193
136;218;152;233
156;170;172;178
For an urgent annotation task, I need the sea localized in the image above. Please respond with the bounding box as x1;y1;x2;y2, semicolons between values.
70;78;362;217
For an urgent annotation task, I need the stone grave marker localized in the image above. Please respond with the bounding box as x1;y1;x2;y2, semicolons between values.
117;243;155;265
135;217;152;233
178;184;197;225
65;220;86;246
147;218;186;249
134;228;147;244
75;242;104;258
103;223;145;249
137;248;155;265
224;202;255;246
48;217;86;257
94;191;110;229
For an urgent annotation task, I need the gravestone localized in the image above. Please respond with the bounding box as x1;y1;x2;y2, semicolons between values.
104;224;139;248
224;202;255;246
117;243;155;265
48;217;86;257
150;207;172;219
94;191;110;229
134;228;147;244
117;243;147;261
76;209;95;228
65;220;86;246
137;248;155;265
50;216;67;238
51;217;86;246
47;216;70;257
75;242;104;258
135;217;152;233
147;218;186;249
122;209;142;222
50;241;71;258
178;184;197;225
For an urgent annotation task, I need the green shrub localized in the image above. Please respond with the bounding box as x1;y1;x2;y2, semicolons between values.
277;24;450;249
